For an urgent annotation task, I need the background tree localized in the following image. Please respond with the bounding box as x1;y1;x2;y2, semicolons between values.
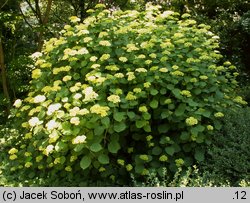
0;0;21;116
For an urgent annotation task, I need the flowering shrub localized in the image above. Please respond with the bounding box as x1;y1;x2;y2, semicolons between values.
7;3;246;183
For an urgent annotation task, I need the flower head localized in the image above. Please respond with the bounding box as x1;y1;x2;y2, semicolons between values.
34;95;46;103
143;82;151;88
83;87;98;102
9;154;17;160
28;117;42;127
159;68;168;73
126;72;136;81
25;162;33;168
8;148;18;155
139;106;148;113
99;40;111;46
199;75;208;80
180;90;192;97
135;68;147;73
46;120;59;130
65;166;72;172
47;103;61;115
100;54;110;61
69;16;80;23
43;145;54;156
90;104;110;117
159;155;168;162
214;112;224;118
119;57;128;62
171;70;184;77
125;92;137;101
207;125;214;131
13;99;22;108
72;135;87;144
90;56;98;62
63;75;72;82
107;95;121;104
32;69;42;79
185;117;198;126
70;117;80;125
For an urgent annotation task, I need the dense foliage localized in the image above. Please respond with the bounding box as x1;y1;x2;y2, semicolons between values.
1;4;246;185
204;108;250;185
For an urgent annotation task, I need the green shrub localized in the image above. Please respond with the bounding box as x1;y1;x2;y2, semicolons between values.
131;165;250;187
4;3;246;184
203;107;250;185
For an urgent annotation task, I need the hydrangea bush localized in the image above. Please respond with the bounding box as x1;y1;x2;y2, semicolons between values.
7;4;246;183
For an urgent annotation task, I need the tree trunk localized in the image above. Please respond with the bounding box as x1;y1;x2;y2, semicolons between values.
37;0;53;51
0;37;10;113
79;0;86;21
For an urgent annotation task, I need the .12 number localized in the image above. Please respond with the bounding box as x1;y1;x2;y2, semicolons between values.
234;191;247;200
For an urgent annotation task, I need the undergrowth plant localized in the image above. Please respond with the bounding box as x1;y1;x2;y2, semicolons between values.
203;108;250;185
3;3;246;184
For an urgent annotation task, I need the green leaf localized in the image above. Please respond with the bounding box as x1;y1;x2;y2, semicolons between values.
80;155;91;170
113;112;126;122
94;126;105;136
214;120;222;130
201;110;211;118
152;146;162;155
142;112;151;120
167;84;175;90
175;103;186;116
143;124;151;132
158;124;169;133
196;108;211;118
161;110;169;119
172;88;181;99
196;134;205;143
90;143;103;152
98;154;109;164
135;164;144;173
55;141;68;152
195;149;205;162
114;122;127;132
215;90;224;99
61;122;71;135
37;110;45;119
73;73;80;80
81;61;88;67
150;89;159;95
72;127;80;135
160;88;167;95
183;144;192;152
193;88;202;95
180;132;189;141
127;111;136;119
190;127;199;136
136;120;147;128
115;49;124;56
150;100;159;109
101;117;110;128
74;144;85;152
191;125;205;135
165;146;175;156
187;99;199;107
196;125;205;132
60;156;66;164
108;141;120;153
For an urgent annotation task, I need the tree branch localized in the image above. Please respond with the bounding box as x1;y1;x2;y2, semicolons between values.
0;36;10;104
19;5;34;29
34;0;42;24
0;0;9;9
42;0;53;24
37;0;53;51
